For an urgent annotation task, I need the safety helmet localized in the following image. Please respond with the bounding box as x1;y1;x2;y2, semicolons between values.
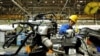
69;15;78;23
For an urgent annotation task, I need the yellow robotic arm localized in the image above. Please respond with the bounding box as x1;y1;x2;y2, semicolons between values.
84;2;100;15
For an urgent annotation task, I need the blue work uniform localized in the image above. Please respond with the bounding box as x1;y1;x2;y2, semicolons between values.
59;24;72;35
58;24;84;55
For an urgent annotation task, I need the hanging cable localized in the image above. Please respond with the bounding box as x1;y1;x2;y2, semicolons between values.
60;0;69;14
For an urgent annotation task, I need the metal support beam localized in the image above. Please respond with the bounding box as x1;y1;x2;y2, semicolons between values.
11;0;31;16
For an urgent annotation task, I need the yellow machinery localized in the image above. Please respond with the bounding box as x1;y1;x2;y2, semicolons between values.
84;2;100;15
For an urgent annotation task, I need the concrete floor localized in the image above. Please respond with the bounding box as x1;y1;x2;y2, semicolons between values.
0;42;86;56
0;35;99;56
0;44;100;56
0;43;85;56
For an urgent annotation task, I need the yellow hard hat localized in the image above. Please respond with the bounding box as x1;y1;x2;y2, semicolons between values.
69;15;78;23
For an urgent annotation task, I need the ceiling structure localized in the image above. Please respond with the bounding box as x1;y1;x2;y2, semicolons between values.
0;0;99;19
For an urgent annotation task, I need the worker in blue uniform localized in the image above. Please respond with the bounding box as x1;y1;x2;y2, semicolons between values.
59;15;84;55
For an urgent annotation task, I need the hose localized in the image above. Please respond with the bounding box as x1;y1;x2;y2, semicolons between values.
84;2;99;15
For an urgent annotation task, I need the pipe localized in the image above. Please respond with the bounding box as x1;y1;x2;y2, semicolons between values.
11;0;31;16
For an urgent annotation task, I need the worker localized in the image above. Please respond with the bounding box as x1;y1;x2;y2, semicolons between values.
58;15;84;55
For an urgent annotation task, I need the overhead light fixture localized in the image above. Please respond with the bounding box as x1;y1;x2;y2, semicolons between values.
44;1;47;4
29;1;32;4
60;0;63;3
79;1;83;3
77;0;83;3
52;1;55;3
0;2;3;4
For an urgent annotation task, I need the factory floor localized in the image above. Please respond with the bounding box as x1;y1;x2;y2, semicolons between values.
0;35;100;56
0;48;83;56
0;43;84;56
0;43;100;56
